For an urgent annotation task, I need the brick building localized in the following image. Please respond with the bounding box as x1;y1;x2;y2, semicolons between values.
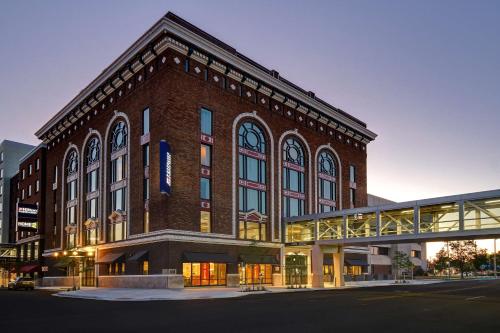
35;13;376;288
11;145;47;278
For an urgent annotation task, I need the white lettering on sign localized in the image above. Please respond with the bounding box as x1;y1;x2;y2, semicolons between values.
18;207;38;215
166;151;172;187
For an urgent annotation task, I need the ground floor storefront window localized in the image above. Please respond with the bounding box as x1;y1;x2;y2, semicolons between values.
182;263;226;287
238;264;272;285
285;255;308;285
344;265;363;276
323;264;333;282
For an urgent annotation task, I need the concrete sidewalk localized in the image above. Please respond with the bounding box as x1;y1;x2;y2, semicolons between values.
53;279;446;301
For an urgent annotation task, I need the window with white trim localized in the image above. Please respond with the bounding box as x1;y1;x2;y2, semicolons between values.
238;121;268;241
282;137;306;217
317;150;337;213
108;121;128;242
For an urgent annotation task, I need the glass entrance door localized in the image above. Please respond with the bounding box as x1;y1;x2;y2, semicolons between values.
285;255;308;285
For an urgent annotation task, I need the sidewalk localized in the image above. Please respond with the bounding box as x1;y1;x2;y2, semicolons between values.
53;278;446;301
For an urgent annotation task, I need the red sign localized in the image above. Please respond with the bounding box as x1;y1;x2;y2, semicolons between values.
283;161;305;172
283;190;305;200
319;198;336;207
201;134;214;144
238;147;266;161
319;173;336;182
238;179;266;191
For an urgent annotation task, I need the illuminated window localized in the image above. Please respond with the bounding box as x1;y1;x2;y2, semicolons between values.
142;260;149;275
65;149;79;249
84;138;101;247
238;122;268;241
282;137;306;217
200;145;211;166
317;150;337;213
109;121;128;242
200;211;211;233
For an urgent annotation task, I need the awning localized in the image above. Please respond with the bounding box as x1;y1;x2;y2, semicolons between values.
182;252;236;263
54;257;74;268
127;250;149;262
239;254;278;265
345;258;369;267
19;264;40;273
96;252;125;264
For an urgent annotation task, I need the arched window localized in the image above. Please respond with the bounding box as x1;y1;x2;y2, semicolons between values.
317;150;337;213
108;120;128;242
65;149;79;249
238;122;267;241
84;137;100;245
282;138;306;217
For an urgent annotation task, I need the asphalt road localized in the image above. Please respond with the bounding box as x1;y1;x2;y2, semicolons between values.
1;279;500;333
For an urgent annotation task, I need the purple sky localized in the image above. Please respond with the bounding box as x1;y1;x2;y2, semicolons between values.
1;0;499;204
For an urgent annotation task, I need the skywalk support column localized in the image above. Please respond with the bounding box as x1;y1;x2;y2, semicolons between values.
333;246;345;287
311;244;324;288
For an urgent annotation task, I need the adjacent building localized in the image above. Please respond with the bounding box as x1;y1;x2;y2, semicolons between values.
33;12;376;288
0;140;35;243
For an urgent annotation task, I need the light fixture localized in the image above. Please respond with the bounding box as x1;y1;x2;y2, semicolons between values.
54;252;59;257
63;251;68;256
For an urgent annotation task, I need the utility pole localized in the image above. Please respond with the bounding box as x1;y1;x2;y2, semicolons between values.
494;239;497;279
446;241;451;280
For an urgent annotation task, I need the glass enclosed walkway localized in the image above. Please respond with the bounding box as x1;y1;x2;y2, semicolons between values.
285;189;500;245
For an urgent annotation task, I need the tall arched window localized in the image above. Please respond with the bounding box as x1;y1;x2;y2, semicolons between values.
282;137;306;217
238;122;267;241
108;121;128;242
65;150;79;249
317;150;337;213
84;137;100;245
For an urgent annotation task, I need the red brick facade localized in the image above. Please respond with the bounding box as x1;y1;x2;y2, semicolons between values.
36;13;375;283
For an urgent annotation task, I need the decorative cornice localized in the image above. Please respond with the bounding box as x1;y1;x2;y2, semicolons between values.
36;14;376;146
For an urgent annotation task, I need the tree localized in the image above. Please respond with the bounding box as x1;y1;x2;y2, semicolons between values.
449;240;477;279
392;251;413;282
473;248;489;272
431;248;450;274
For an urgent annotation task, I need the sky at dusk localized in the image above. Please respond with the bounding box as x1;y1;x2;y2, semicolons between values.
1;1;499;258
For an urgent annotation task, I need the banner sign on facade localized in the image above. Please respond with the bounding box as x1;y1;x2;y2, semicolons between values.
17;203;38;232
160;140;172;195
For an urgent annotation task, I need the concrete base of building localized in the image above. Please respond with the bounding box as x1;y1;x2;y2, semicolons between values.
227;274;239;287
272;273;283;286
42;276;80;288
98;274;184;289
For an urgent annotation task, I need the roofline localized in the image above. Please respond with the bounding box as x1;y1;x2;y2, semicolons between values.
36;12;377;141
18;143;47;165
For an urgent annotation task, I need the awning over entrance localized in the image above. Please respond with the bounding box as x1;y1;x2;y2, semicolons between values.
127;250;148;262
345;258;368;267
54;257;74;268
239;254;278;265
182;252;236;263
96;252;125;264
19;264;40;273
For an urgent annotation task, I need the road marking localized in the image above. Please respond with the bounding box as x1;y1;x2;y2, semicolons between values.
465;296;485;301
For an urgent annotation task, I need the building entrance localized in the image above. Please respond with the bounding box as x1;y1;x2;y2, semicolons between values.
285;255;308;286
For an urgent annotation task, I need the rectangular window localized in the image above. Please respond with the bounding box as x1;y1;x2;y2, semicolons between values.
349;165;356;183
200;211;211;233
0;152;3;162
87;198;98;219
143;178;150;200
28;185;32;197
350;188;356;207
184;58;190;72
142;108;150;135
142;261;149;275
22;169;25;180
0;184;2;196
22;189;25;200
111;156;126;183
29;164;32;175
0;168;3;179
36;180;40;192
200;108;212;136
200;178;210;200
35;158;40;171
88;170;98;192
200;145;211;167
67;180;77;201
112;188;126;211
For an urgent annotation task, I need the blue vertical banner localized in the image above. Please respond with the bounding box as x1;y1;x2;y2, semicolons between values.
159;140;172;195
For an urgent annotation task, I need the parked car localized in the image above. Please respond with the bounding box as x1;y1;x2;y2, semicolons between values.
8;277;35;291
